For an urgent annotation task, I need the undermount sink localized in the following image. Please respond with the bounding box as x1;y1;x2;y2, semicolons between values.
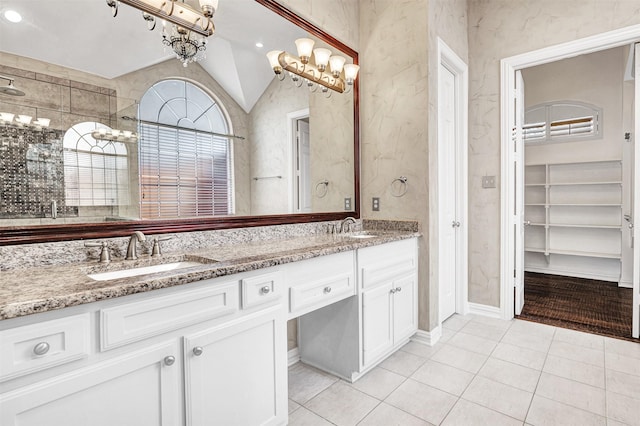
343;232;378;239
87;261;205;281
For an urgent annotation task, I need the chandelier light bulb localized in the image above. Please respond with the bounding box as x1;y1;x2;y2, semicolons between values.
267;50;283;73
313;48;332;72
344;64;360;83
295;38;315;63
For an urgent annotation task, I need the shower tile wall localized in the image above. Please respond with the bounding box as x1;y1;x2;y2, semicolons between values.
0;64;117;220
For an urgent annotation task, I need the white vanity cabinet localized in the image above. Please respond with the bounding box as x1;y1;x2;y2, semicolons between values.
359;239;418;368
0;269;287;426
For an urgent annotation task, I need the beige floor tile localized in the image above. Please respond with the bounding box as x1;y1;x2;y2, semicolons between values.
501;328;553;353
553;327;604;351
509;319;556;339
460;320;509;342
448;331;498;355
441;399;522;426
491;342;547;370
430;344;488;374
440;326;457;343
305;381;379;426
461;376;533;420
411;360;475;396
478;357;541;392
606;351;640;376
604;337;640;360
535;372;605;416
289;399;301;414
400;340;442;359
385;379;458;425
289;363;339;404
468;315;513;330
606;369;640;399
548;341;604;367
525;395;606;426
542;355;605;388
349;367;405;400
443;314;472;331
379;348;427;377
606;391;640;426
358;402;432;426
288;406;334;426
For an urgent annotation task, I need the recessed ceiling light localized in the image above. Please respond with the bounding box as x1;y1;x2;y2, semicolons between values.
255;42;264;48
4;10;22;23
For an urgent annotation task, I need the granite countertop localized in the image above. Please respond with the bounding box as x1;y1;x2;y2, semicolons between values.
0;230;419;321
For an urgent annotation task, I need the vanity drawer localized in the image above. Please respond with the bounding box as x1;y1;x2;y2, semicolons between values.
100;280;239;351
286;251;356;317
241;271;282;309
0;313;90;381
358;239;417;290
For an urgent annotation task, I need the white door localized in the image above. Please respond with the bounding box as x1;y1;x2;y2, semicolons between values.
633;43;640;338
438;63;458;322
297;120;312;212
514;70;526;315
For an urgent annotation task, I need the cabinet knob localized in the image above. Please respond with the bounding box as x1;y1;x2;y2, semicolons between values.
33;342;50;356
395;287;402;293
323;286;332;294
452;221;461;228
164;356;176;366
390;288;396;294
260;285;271;295
193;346;204;356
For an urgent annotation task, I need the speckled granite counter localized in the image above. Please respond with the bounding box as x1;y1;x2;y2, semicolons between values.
0;230;419;320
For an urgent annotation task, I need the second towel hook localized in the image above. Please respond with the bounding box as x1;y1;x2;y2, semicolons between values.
315;180;329;198
390;176;408;197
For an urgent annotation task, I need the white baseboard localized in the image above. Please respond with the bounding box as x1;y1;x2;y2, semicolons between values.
468;302;501;318
619;280;633;289
288;347;300;366
525;266;618;283
411;326;442;346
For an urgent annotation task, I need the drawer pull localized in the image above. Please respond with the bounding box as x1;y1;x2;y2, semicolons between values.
33;342;50;356
323;286;332;294
193;346;204;356
164;356;176;366
260;286;272;295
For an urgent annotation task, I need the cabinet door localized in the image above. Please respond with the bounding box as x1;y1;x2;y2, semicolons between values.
393;274;417;343
184;305;287;426
362;283;394;366
0;341;182;426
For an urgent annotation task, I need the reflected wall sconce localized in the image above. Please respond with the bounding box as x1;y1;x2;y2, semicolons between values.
267;38;359;95
105;0;218;67
91;128;139;143
0;112;51;130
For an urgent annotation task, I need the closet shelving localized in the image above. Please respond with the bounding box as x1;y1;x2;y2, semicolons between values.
524;160;622;262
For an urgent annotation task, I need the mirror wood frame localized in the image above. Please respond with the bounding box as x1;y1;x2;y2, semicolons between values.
0;0;360;246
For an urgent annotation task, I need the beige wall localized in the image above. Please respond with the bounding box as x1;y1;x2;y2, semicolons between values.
468;0;640;307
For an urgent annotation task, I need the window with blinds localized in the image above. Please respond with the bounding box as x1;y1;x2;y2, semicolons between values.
63;122;130;206
138;79;234;219
524;101;601;143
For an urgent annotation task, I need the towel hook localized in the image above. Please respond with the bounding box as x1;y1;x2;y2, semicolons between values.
315;180;329;198
390;176;408;197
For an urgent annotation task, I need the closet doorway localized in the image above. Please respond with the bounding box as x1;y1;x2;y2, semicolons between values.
500;27;640;340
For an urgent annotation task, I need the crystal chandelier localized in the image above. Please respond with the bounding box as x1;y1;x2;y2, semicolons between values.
106;0;217;67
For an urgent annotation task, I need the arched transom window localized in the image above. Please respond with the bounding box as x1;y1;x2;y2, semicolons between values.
138;79;234;218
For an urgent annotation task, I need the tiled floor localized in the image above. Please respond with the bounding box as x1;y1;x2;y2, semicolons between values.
287;315;640;426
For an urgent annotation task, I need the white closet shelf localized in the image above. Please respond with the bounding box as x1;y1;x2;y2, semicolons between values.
525;203;622;207
547;249;621;259
548;181;622;186
547;223;621;229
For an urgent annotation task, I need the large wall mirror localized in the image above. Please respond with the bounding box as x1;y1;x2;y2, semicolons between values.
0;0;359;244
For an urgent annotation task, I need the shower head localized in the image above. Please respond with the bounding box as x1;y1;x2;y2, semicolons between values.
0;76;25;96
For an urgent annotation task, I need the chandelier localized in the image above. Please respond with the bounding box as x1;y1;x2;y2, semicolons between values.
267;38;359;95
106;0;217;67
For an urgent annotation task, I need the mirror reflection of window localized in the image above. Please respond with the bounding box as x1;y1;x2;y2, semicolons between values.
138;79;234;219
63;122;130;207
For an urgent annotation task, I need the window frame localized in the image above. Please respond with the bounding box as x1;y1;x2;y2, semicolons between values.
523;100;602;144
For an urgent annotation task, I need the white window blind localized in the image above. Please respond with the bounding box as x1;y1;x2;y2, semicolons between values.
138;79;233;219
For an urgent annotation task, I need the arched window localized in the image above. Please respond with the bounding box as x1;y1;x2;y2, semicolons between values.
138;79;234;218
524;101;602;143
63;122;130;206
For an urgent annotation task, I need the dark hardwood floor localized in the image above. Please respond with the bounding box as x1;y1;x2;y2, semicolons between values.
517;272;638;342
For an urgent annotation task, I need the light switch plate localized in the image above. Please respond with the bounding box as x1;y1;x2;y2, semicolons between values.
482;176;496;188
372;197;380;211
344;197;351;210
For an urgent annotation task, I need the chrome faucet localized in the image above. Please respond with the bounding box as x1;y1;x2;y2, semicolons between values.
125;231;146;260
339;216;357;233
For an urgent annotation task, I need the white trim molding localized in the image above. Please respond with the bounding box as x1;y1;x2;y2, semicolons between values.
468;302;501;319
500;24;640;320
287;347;300;367
411;326;442;347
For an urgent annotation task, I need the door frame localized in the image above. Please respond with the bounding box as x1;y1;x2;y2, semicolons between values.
437;38;469;321
500;24;640;321
287;108;310;213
